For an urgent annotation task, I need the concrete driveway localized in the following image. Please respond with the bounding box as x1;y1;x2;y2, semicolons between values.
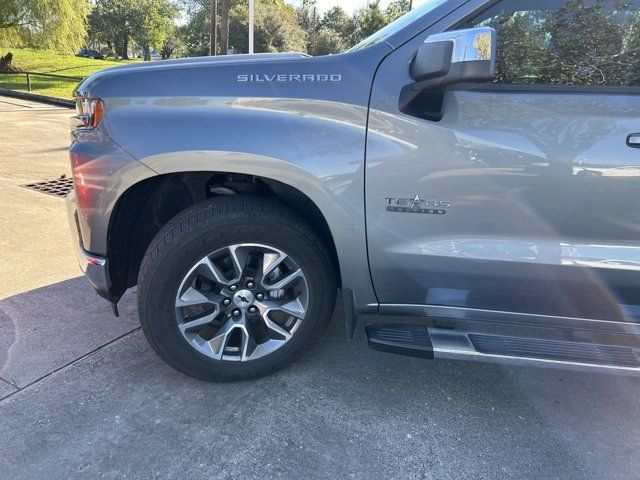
1;97;640;479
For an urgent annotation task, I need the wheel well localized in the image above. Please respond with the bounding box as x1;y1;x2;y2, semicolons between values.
107;172;341;299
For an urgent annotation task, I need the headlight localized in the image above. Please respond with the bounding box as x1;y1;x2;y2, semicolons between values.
74;97;104;129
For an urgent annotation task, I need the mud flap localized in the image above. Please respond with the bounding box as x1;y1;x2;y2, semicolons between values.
342;288;357;341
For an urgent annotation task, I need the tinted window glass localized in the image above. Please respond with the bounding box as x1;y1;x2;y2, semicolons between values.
462;0;640;86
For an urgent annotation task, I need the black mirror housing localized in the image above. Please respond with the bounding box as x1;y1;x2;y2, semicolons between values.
410;41;453;82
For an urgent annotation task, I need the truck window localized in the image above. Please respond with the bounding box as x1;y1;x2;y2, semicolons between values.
461;0;640;87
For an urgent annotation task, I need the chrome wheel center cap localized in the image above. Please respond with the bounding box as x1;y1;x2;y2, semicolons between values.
233;289;254;308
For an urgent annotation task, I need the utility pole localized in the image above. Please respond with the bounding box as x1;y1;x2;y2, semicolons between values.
210;0;217;55
248;0;254;54
311;5;316;56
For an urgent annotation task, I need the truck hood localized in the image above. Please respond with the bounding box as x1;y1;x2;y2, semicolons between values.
97;52;308;74
76;52;309;95
76;44;389;108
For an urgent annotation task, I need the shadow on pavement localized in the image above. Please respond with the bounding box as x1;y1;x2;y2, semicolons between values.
0;276;139;390
0;281;639;478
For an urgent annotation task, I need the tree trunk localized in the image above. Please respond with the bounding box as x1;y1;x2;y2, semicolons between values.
220;0;230;55
144;47;151;61
121;37;129;60
210;0;217;55
112;30;118;60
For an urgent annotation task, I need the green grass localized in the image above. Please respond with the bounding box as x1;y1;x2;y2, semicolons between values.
0;48;141;99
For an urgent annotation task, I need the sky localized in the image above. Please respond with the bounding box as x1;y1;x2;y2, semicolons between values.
176;0;431;26
288;0;432;15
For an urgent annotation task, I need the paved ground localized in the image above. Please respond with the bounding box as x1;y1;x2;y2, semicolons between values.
1;97;640;479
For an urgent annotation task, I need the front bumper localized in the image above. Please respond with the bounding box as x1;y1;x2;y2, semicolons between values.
66;191;113;301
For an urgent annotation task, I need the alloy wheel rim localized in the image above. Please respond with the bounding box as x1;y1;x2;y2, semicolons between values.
174;243;309;361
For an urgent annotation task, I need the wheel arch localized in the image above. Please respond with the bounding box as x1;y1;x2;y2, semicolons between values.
107;169;343;301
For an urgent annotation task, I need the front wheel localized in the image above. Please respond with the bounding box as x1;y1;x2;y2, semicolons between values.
137;196;337;381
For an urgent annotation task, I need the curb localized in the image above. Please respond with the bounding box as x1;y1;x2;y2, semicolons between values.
0;88;74;108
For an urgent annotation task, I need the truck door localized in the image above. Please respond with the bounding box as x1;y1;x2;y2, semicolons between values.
366;0;640;323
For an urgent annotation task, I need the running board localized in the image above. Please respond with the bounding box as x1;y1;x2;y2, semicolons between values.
468;333;640;368
365;324;434;359
365;324;640;373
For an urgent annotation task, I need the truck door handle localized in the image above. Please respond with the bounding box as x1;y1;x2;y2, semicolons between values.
627;133;640;148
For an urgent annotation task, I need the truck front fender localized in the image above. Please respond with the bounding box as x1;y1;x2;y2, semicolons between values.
102;97;378;310
139;148;377;311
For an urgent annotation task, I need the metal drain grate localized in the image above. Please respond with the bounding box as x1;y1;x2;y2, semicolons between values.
22;177;74;198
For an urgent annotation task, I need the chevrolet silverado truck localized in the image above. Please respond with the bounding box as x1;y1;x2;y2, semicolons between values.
67;0;640;381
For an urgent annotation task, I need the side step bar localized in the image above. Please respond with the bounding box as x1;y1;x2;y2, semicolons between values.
469;333;640;368
365;324;640;373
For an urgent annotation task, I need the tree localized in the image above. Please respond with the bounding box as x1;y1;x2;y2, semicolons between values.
88;0;136;59
177;8;210;56
314;27;344;55
180;0;240;55
351;1;387;46
489;11;547;84
132;0;180;60
296;0;320;54
210;0;217;54
229;0;306;53
540;0;628;85
220;0;231;54
161;29;184;59
385;0;410;22
317;5;355;52
321;6;352;39
477;0;640;86
89;0;179;60
0;0;91;52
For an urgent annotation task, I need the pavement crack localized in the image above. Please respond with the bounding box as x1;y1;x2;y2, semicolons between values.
0;376;18;389
0;327;141;403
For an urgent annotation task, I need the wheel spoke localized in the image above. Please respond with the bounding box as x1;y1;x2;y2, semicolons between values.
208;318;239;359
263;268;302;290
178;309;219;334
240;323;258;360
263;316;293;340
262;251;287;278
176;286;223;307
229;245;250;281
196;256;233;285
262;298;306;319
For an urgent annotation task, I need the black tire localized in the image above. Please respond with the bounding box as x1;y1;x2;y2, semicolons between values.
137;195;337;381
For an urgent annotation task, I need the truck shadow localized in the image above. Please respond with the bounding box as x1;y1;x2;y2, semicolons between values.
1;279;640;478
0;276;139;390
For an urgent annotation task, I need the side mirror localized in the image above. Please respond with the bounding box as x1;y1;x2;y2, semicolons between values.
410;27;496;90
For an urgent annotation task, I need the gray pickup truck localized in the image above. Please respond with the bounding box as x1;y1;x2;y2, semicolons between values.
67;0;640;381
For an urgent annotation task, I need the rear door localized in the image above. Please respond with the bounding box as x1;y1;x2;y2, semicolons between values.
366;0;640;322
